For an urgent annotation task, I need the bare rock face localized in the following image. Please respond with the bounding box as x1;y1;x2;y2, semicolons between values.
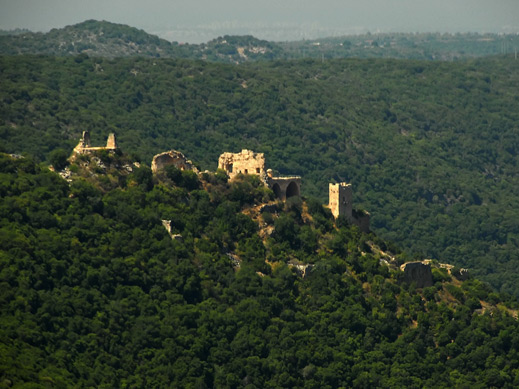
400;261;433;288
288;263;314;278
151;150;198;173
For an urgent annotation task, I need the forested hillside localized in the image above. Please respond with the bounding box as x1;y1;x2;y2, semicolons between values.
0;20;281;63
1;152;519;387
1;55;519;295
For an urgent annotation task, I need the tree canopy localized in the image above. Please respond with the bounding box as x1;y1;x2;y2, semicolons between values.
1;153;519;387
1;54;519;295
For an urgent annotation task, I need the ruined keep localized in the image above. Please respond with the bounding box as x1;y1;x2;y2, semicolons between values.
151;150;198;174
218;149;267;180
218;149;301;201
73;131;118;154
329;182;370;233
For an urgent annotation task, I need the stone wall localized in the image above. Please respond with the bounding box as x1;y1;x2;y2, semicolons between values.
73;131;118;154
400;261;433;288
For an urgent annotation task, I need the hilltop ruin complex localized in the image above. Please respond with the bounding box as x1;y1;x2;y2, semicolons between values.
217;149;368;231
70;133;369;231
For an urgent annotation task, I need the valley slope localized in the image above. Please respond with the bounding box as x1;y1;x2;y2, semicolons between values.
1;55;519;295
1;152;519;387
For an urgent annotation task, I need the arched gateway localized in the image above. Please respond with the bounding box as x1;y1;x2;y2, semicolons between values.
268;176;301;200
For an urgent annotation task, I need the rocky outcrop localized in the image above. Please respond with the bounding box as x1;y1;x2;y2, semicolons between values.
400;261;433;288
288;261;314;278
161;219;183;241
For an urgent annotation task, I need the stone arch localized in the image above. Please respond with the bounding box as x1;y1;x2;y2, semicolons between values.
286;181;300;198
272;183;281;198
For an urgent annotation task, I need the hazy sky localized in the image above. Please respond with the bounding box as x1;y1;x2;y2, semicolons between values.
1;0;518;42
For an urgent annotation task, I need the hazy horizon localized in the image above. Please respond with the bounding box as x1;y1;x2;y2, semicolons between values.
1;0;518;43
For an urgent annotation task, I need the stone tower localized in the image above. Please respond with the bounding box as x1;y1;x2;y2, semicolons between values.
329;182;353;220
106;133;117;149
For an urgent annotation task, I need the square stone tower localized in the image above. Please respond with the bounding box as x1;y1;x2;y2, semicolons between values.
329;182;353;220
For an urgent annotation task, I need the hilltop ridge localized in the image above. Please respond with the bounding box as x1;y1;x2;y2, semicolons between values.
1;19;519;62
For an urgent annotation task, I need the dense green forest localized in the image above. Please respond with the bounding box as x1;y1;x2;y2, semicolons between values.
1;54;519;296
1;20;519;62
2;152;519;387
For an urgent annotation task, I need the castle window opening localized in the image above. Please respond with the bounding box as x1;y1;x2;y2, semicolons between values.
256;168;260;174
244;169;248;174
226;163;233;173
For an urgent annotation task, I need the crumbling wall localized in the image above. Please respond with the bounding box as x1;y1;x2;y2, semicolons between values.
352;209;371;233
73;131;118;154
400;261;433;288
151;150;198;174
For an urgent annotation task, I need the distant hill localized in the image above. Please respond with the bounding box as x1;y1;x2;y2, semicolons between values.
282;32;519;61
1;20;519;62
0;20;283;63
0;20;192;58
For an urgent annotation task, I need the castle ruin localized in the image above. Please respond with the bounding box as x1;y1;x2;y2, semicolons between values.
73;131;118;154
151;150;198;174
218;149;301;201
218;149;267;180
